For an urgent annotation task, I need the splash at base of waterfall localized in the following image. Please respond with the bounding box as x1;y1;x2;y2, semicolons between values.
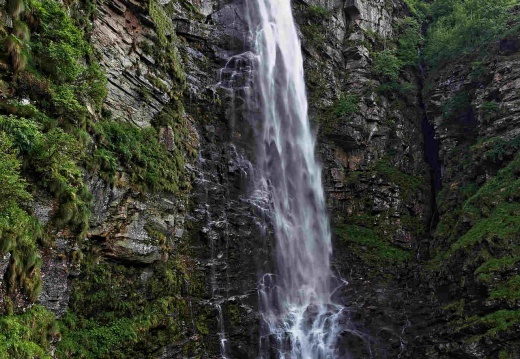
257;275;368;359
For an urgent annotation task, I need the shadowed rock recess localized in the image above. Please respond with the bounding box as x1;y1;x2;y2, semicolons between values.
0;0;518;358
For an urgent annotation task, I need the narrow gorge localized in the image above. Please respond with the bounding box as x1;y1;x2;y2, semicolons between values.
0;0;519;358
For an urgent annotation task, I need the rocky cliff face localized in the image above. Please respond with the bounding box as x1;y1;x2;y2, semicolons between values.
415;9;520;357
0;0;519;358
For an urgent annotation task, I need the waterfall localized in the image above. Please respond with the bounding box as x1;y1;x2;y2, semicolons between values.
243;1;354;357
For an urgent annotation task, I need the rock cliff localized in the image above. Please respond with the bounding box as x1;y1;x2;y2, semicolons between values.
0;0;518;358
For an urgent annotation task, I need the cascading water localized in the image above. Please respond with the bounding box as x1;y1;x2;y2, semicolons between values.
242;1;360;358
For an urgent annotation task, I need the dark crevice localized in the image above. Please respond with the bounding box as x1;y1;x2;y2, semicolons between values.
418;57;441;233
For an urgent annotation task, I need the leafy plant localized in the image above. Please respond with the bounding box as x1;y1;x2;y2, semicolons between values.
424;0;516;68
396;17;423;66
0;305;58;358
93;121;185;194
373;49;402;80
0;133;31;208
332;94;359;117
481;101;500;115
441;92;470;119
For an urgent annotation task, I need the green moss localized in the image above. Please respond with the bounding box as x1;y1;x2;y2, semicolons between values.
490;276;520;303
148;0;186;90
466;309;520;337
0;0;104;301
57;312;139;359
480;134;520;162
433;152;520;265
0;132;31;207
0;129;46;300
443;299;465;314
226;304;242;327
476;254;520;281
58;240;207;358
93;121;185;194
374;158;424;199
1;114;92;239
316;92;360;133
27;0;107;119
334;224;412;266
481;101;500;115
0;305;57;359
499;350;514;359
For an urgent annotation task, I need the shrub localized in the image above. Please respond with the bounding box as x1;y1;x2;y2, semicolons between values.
424;0;516;68
26;0;107;116
396;17;423;67
307;5;330;20
28;0;88;83
441;92;471;119
332;94;359;117
376;81;415;95
373;49;402;80
481;101;500;115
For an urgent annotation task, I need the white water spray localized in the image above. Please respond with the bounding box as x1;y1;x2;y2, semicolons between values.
243;1;357;358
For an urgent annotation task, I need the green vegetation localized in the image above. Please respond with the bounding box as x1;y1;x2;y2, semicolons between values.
2;0;30;78
374;158;425;199
0;131;43;301
55;251;206;358
307;5;330;19
0;0;198;357
0;133;31;207
332;94;359;117
481;101;500;118
403;0;431;21
433;151;520;261
92;120;187;194
0;305;58;358
371;17;421;95
148;0;186;93
24;0;106;127
335;224;412;266
490;276;520;303
421;0;517;68
465;309;520;337
376;81;415;96
0;0;105;305
441;92;470;119
455;153;519;249
396;17;423;67
0;114;92;238
480;134;520;162
314;92;360;133
430;145;519;329
299;4;331;47
373;49;401;81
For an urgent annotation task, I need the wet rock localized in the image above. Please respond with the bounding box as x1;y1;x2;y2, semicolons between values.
38;251;70;316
